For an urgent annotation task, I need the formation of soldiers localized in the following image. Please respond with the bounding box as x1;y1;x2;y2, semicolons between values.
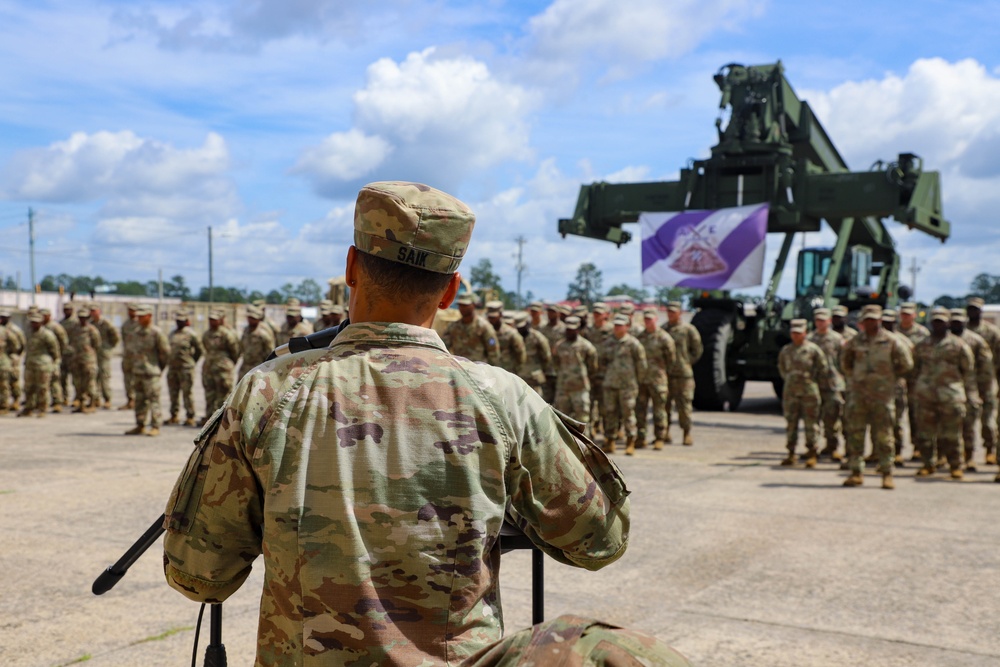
778;298;1000;489
441;298;703;456
0;297;346;437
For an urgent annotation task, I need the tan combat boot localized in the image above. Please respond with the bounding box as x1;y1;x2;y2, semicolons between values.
17;409;31;417
915;466;934;477
986;450;998;465
603;438;617;454
780;453;796;467
166;415;180;425
51;404;62;414
804;450;818;469
146;427;160;437
664;430;673;444
842;472;864;487
682;430;693;446
183;417;196;427
653;439;664;451
882;473;895;490
624;437;636;456
103;399;113;410
124;425;146;436
950;468;963;480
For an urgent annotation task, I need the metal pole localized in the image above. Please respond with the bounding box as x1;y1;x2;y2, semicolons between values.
514;236;526;309
28;208;36;305
208;226;214;306
15;270;21;309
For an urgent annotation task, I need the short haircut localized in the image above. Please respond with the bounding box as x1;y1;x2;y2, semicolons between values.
355;250;454;308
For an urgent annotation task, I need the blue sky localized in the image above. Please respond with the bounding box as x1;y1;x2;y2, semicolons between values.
1;0;998;302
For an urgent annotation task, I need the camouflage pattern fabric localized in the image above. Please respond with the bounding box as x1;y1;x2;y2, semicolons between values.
494;322;526;374
664;321;702;436
898;321;929;452
517;328;551;395
912;332;976;471
168;326;205;421
44;320;68;406
2;321;25;406
554;336;598;427
602;335;646;440
889;332;915;456
583;322;613;431
121;317;141;402
163;322;630;666
442;316;500;364
23;326;59;414
778;340;829;453
131;325;170;428
277;319;314;347
636;328;675;443
93;317;120;403
0;327;10;411
239;325;276;380
59;316;78;404
201;326;241;417
540;320;567;403
958;329;996;462
807;329;845;449
841;329;913;474
968;319;1000;455
71;322;101;408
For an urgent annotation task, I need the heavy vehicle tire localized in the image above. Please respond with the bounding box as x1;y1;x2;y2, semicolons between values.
691;308;745;411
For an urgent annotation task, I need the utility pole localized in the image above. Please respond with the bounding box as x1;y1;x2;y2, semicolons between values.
208;226;214;306
514;236;526;309
909;257;921;299
28;208;36;305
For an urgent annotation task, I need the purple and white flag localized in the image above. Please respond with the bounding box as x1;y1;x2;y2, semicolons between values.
640;204;769;289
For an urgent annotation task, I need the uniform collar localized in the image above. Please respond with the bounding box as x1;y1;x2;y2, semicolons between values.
332;322;448;353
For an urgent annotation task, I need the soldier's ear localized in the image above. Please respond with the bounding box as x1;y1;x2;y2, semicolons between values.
438;273;461;310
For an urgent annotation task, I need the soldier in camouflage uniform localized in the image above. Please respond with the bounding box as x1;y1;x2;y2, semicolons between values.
442;294;500;364
162;181;689;667
89;303;120;409
583;303;613;435
635;308;676;450
663;301;703;446
59;302;77;406
70;307;102;413
239;305;276;380
167;310;205;426
950;308;996;472
912;307;978;480
966;296;1000;466
840;305;913;488
881;310;913;466
0;309;25;410
252;299;282;342
201;310;241;424
831;305;858;342
553;316;599;432
486;300;526;374
778;319;830;468
277;306;314;347
898;302;930;462
602;314;648;455
119;303;140;410
19;312;60;417
808;308;845;460
40;309;68;412
539;303;567;403
126;304;170;436
0;324;10;415
514;312;550;396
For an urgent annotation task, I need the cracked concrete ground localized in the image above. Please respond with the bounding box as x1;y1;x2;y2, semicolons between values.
1;376;997;666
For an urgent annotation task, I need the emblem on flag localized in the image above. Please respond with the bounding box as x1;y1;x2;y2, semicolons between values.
640;204;769;289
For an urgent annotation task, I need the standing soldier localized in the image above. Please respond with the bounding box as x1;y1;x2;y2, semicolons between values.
881;309;914;466
602;313;647;455
0;308;25;410
19;312;60;417
119;303;140;410
167;310;205;426
485;301;526;374
808;308;845;460
89;303;120;409
840;305;914;488
200;310;241;424
59;302;78;407
583;303;613;434
663;301;703;446
126;304;170;436
539;302;567;402
0;324;10;415
898;302;930;462
277;305;314;347
515;312;550;396
950;308;996;472
966;296;1000;466
912;307;978;480
553;316;599;432
40;309;68;413
314;300;334;330
831;305;858;342
70;306;102;413
252;299;282;342
441;294;500;364
239;305;276;380
778;319;830;468
635;308;676;450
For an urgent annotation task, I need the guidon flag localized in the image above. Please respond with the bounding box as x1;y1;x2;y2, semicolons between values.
640;204;769;289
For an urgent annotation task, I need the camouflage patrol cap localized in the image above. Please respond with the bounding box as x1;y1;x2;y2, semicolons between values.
528;301;543;313
592;302;609;314
666;301;682;312
134;304;153;316
252;299;267;307
126;302;138;311
564;316;582;330
330;304;345;315
967;296;986;309
832;305;849;317
246;305;263;319
544;301;558;312
62;302;74;311
513;312;529;328
900;302;917;315
209;309;225;320
555;304;571;316
27;312;43;323
76;306;91;317
172;309;188;320
642;308;658;319
0;308;10;317
789;318;807;333
950;308;967;323
572;305;589;318
286;306;302;317
930;306;950;322
485;300;504;313
612;314;629;326
859;304;882;321
354;181;475;274
813;307;831;320
881;309;897;323
619;303;635;315
40;308;51;316
456;293;477;306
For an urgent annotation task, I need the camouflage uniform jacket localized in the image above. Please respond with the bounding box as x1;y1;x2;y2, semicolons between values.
202;326;241;374
240;325;276;376
277;319;315;347
25;326;60;372
93;318;120;355
70;323;101;367
494;322;527;374
539;320;566;352
45;320;69;359
0;327;9;371
663;321;703;378
162;322;630;667
959;329;997;393
4;322;25;357
969;320;1000;379
835;325;858;342
169;326;206;371
131;325;170;377
121;318;141;357
517;327;551;386
841;329;913;398
807;329;845;392
636;328;676;388
898;322;930;347
442;316;500;364
778;340;830;400
583;323;613;377
554;335;599;394
912;332;977;405
602;334;647;391
61;317;79;360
